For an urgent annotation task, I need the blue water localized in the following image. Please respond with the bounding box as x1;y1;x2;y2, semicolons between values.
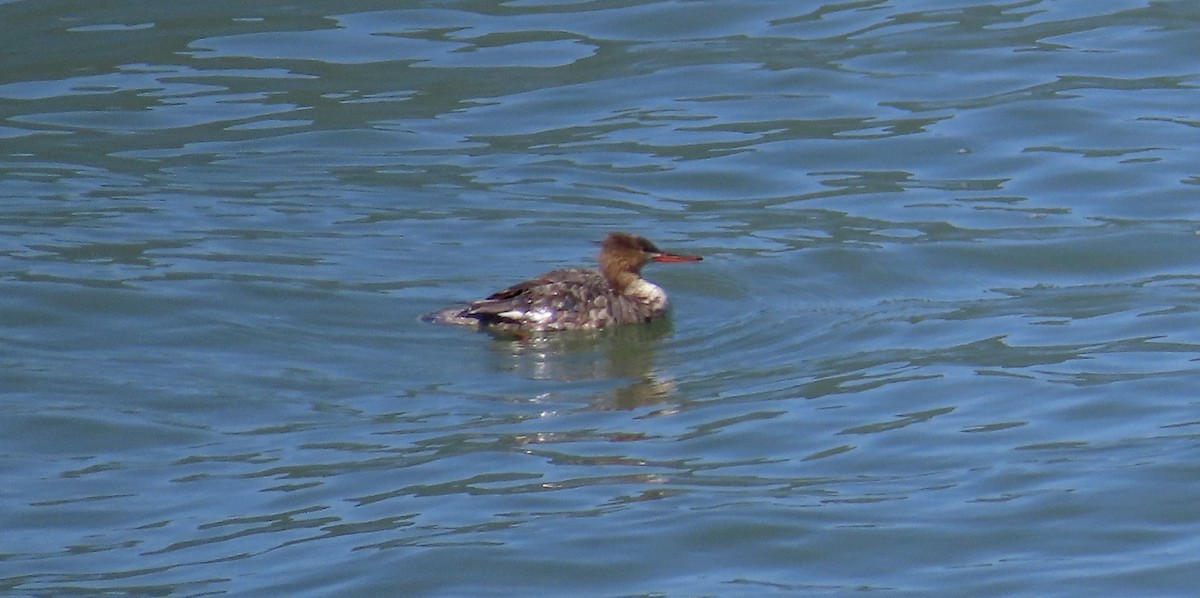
3;0;1200;595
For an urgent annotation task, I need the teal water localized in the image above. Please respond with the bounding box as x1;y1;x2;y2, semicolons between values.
3;0;1200;596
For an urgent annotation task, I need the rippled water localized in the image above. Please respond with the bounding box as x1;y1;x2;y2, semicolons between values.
4;0;1200;595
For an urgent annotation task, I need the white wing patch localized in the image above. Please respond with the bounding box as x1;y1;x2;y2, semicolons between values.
500;309;554;324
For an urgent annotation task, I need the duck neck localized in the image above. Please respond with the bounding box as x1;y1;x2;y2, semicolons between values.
600;256;640;293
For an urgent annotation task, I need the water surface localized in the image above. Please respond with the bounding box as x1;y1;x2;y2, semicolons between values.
3;0;1200;596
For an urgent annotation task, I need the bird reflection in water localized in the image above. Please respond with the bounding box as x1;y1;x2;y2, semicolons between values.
484;319;679;411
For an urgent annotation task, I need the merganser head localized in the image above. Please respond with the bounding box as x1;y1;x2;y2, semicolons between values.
598;232;702;290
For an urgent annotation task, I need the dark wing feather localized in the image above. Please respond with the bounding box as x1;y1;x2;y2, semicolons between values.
461;276;550;324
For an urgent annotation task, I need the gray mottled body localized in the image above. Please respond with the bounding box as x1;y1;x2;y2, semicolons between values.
426;267;669;332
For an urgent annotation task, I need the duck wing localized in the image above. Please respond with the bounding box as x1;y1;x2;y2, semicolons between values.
463;268;610;329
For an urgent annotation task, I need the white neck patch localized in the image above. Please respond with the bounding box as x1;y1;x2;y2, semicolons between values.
626;278;668;312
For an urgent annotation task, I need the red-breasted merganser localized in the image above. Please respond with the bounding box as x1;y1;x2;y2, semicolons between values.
425;232;702;332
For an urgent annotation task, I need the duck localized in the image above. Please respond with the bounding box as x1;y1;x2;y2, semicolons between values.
424;232;702;332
